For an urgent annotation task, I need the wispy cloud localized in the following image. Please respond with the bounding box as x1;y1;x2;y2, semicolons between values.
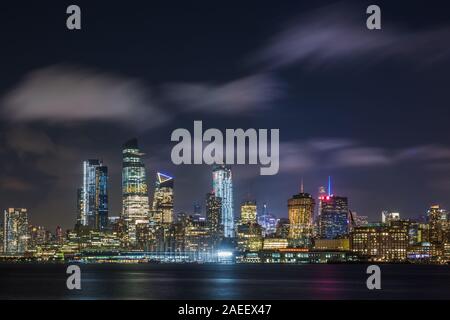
278;139;450;174
254;2;450;70
1;65;170;129
163;73;282;114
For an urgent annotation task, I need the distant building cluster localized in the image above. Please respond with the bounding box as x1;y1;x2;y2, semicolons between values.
1;139;450;264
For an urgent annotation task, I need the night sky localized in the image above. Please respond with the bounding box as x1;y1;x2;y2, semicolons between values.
1;0;450;230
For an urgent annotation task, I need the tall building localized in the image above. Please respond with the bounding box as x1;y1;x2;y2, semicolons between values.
79;159;108;230
428;205;449;244
206;192;223;240
212;165;234;237
96;165;109;230
257;203;278;236
316;186;327;222
151;172;174;225
4;208;28;254
288;185;315;246
319;195;349;239
122;138;150;244
240;200;257;224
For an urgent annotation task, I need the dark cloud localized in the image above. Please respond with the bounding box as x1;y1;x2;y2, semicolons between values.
0;177;33;192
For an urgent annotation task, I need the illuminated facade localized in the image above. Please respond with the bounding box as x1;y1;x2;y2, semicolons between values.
212;165;234;237
151;172;174;225
240;200;257;224
79;159;108;230
288;190;315;247
350;225;408;261
4;208;28;254
257;203;278;236
319;195;349;239
262;238;288;250
184;217;211;253
314;238;350;251
206;192;222;245
121;138;150;245
236;222;263;252
428;205;449;244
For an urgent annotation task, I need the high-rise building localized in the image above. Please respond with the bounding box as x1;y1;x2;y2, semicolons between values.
288;186;315;246
240;200;257;224
151;172;174;225
206;192;223;241
319;195;349;239
96;165;109;230
257;203;278;236
4;208;28;254
122;138;150;244
212;165;234;237
316;186;327;222
428;205;449;244
79;159;108;230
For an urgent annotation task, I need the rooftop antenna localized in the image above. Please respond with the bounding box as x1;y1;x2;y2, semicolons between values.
300;177;304;193
328;176;332;196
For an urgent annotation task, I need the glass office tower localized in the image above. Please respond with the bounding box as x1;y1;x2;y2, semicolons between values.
122;138;150;244
212;165;234;238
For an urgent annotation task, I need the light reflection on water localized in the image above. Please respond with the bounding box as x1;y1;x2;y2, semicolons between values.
0;263;449;300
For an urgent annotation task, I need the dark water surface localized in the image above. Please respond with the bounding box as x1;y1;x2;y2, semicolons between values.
0;263;449;300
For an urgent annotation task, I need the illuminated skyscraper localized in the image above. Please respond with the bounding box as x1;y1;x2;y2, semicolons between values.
212;165;234;237
428;205;449;244
319;195;349;239
206;192;222;239
122;138;150;244
288;184;315;246
96;165;109;231
240;201;257;224
257;203;278;236
4;208;28;254
317;186;327;222
151;172;174;225
79;159;108;230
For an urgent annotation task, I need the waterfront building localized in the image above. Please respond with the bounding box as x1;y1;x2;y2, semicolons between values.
262;238;288;250
314;238;350;251
350;224;408;261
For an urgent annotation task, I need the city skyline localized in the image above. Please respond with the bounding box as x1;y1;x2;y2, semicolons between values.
0;137;448;231
2;1;450;230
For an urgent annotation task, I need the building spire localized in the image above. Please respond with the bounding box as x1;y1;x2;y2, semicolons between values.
328;176;332;196
300;177;304;193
